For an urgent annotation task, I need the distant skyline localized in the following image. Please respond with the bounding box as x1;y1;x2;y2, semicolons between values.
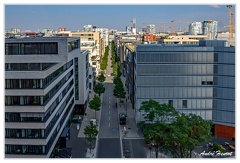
5;4;236;32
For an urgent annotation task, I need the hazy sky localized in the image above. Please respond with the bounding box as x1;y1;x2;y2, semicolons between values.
4;3;236;32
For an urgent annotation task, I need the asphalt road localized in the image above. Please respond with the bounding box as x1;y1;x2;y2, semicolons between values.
98;83;119;138
97;138;121;158
97;45;122;158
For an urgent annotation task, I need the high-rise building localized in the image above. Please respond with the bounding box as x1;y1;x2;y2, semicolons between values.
82;25;93;32
202;20;218;40
126;26;132;33
5;37;89;158
146;24;155;34
134;40;235;139
189;22;202;35
131;18;137;34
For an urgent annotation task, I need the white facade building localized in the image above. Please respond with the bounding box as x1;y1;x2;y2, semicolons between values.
5;37;89;158
95;28;109;47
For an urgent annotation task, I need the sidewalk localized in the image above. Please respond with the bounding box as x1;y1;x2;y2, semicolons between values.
119;75;144;139
77;90;103;158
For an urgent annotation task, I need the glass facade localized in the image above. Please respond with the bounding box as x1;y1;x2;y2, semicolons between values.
5;63;56;71
134;41;235;125
68;40;79;52
5;42;58;55
74;58;79;100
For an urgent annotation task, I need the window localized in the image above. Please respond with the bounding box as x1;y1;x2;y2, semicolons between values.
168;100;173;106
202;81;213;85
5;43;58;55
182;100;187;108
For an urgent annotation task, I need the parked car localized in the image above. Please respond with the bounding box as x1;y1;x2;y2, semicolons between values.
119;113;126;125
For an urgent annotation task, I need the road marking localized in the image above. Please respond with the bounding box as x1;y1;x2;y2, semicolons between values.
109;123;110;127
109;116;110;120
109;110;110;114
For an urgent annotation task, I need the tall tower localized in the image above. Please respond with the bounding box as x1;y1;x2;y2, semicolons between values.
131;18;137;34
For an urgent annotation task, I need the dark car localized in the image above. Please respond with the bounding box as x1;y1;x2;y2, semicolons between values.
119;112;126;125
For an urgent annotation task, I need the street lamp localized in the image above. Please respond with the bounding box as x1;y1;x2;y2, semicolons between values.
125;98;127;116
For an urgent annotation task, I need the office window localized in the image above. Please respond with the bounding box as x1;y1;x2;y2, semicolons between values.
202;81;213;85
182;100;187;108
168;100;173;107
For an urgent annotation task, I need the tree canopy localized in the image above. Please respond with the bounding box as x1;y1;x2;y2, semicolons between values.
140;99;179;123
89;94;101;119
139;99;212;158
93;83;105;97
97;71;106;83
84;123;98;151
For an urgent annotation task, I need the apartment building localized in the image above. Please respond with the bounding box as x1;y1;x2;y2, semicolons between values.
189;22;203;35
157;35;207;45
133;40;235;139
95;28;109;47
69;31;103;56
202;20;218;40
80;39;100;89
5;37;89;157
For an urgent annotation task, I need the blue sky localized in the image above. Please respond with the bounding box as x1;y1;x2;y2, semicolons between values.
4;3;236;32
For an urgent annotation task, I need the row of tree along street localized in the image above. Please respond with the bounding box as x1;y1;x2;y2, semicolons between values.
139;99;212;158
84;45;110;152
111;41;126;106
84;42;127;153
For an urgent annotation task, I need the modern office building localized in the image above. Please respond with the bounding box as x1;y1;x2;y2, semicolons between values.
5;37;89;158
134;40;235;139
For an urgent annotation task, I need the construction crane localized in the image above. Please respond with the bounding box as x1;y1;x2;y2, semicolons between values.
143;22;147;29
155;22;167;33
170;20;178;35
227;5;234;40
180;21;191;33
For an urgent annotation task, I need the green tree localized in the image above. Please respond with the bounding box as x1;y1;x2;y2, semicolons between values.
140;99;179;123
113;62;122;77
139;99;178;157
113;76;122;85
113;80;126;102
84;123;98;153
93;83;105;97
143;122;170;158
165;113;212;158
139;99;212;158
97;72;106;83
89;94;101;119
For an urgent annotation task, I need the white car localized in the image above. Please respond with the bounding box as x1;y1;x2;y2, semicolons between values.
107;74;111;76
